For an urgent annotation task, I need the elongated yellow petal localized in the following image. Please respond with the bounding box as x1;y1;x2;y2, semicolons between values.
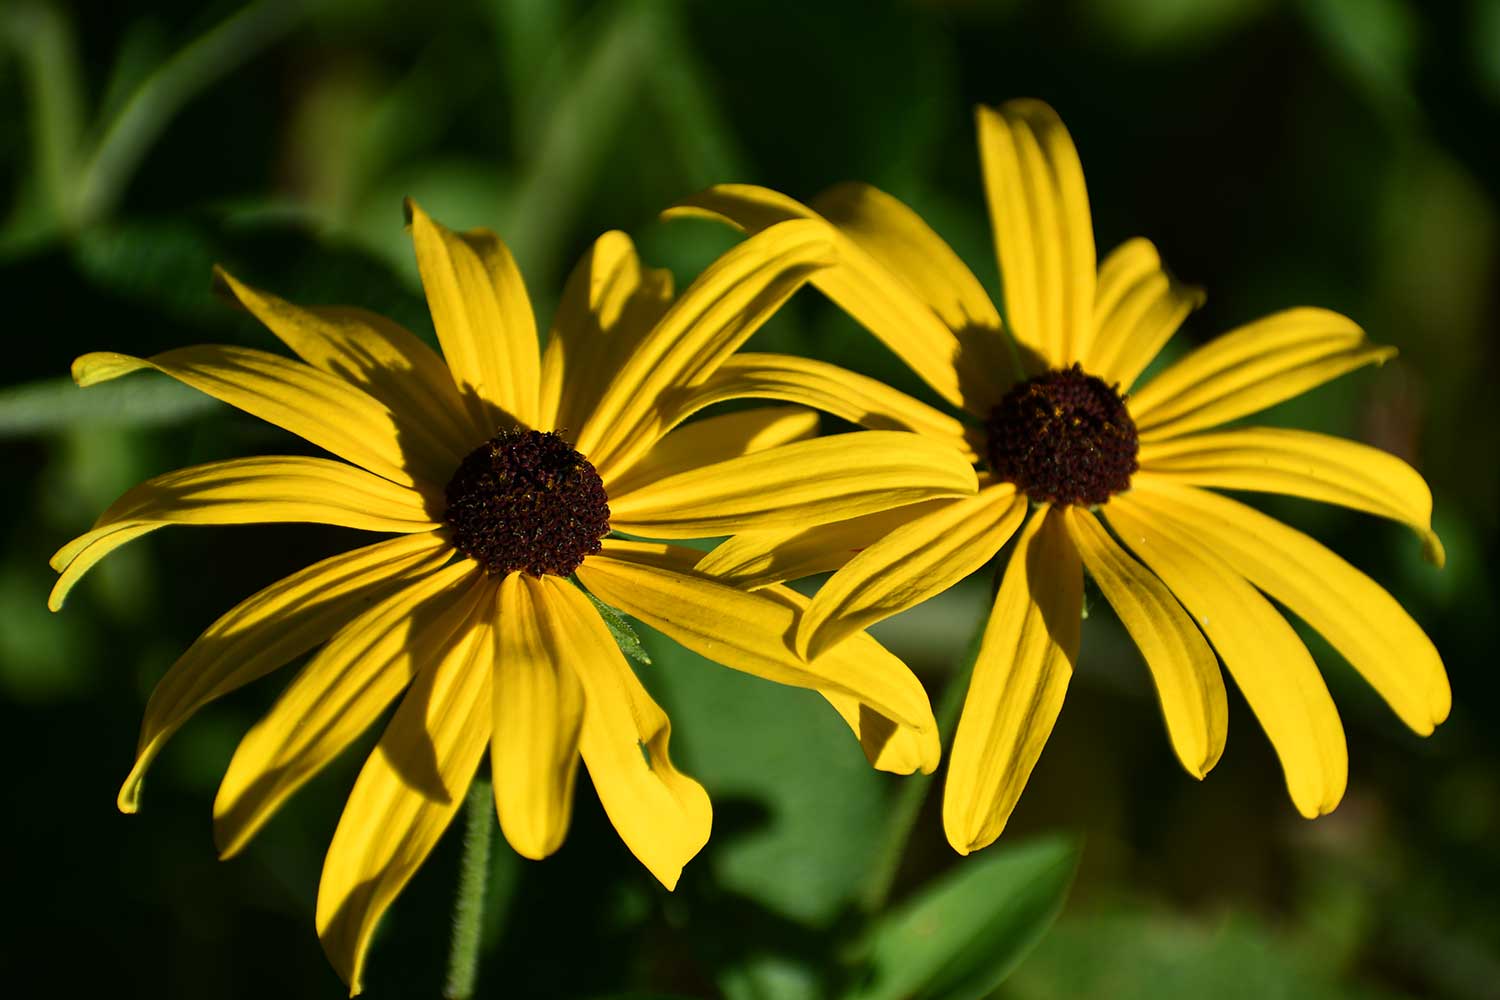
943;509;1081;854
213;560;482;858
658;352;979;463
49;457;439;610
1062;506;1226;778
578;541;937;735
1136;428;1444;565
608;431;977;538
73;346;434;488
976;100;1095;368
406;199;540;429
491;574;584;860
1128;479;1450;734
538;230;674;434
576;220;834;475
605;405;820;498
214;267;481;468
316;582;494;996
798;483;1027;661
1105;496;1347;818
536;576;710;889
117;532;452;813
666;185;994;413
1085;238;1204;391
694;499;954;590
1128;308;1395;440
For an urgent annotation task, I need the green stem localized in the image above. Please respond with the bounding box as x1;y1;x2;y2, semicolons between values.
1;1;86;227
444;777;495;1000
858;625;986;916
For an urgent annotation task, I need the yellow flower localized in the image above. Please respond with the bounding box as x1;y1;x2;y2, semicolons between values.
49;204;971;992
668;100;1450;855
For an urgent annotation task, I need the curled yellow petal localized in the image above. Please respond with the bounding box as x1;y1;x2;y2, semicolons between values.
1105;496;1347;819
407;199;540;429
1136;428;1443;566
316;582;494;995
943;509;1081;855
608;430;978;539
976;100;1095;368
1062;506;1226;778
536;575;710;889
1085;237;1203;391
1128;479;1450;734
213;561;482;858
491;574;584;860
118;532;451;813
798;483;1026;660
1128;308;1395;440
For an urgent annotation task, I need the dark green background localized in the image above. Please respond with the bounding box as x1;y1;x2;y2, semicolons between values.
2;0;1496;997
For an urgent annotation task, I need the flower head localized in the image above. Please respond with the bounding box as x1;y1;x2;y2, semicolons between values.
50;205;975;992
671;100;1449;855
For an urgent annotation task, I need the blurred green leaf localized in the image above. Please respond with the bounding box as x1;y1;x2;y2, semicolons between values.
581;588;652;666
1080;0;1272;52
1301;0;1420;124
0;374;221;437
846;836;1080;1000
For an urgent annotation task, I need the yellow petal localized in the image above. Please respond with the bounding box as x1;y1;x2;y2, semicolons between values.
213;560;482;858
73;346;436;488
214;267;481;470
1128;308;1395;440
798;483;1027;660
539;230;674;435
1128;479;1450;734
694;500;954;591
536;575;711;889
1085;238;1204;391
976;100;1096;368
1061;506;1226;778
49;457;439;611
608;430;977;539
406;199;540;430
491;574;584;860
605;405;820;498
666;184;993;413
1136;428;1444;566
658;352;979;463
1105;495;1347;818
943;509;1081;854
577;541;937;734
315;581;494;996
576;220;834;475
117;532;452;813
611;543;938;775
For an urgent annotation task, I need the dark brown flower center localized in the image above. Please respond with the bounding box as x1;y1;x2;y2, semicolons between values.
443;429;610;577
984;364;1138;506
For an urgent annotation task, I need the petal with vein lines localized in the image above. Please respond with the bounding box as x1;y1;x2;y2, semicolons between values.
1128;479;1449;734
1105;496;1347;818
213;560;483;857
315;580;494;995
943;509;1081;854
1085;238;1204;391
1127;308;1394;440
605;405;820;498
117;532;452;812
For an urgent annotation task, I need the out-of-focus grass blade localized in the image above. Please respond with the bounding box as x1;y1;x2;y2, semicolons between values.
0;375;220;437
846;836;1080;1000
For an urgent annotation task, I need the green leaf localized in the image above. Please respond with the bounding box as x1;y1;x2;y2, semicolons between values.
581;589;652;666
0;374;221;437
846;836;1080;1000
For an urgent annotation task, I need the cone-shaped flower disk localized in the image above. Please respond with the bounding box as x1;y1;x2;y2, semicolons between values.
670;100;1449;855
50;206;972;992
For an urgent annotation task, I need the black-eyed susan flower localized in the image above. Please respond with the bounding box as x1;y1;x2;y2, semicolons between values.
667;99;1449;855
50;205;973;991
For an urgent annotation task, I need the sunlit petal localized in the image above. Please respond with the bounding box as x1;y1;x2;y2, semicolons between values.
1085;237;1204;391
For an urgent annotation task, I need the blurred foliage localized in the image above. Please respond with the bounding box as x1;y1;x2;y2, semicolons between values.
2;0;1498;997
